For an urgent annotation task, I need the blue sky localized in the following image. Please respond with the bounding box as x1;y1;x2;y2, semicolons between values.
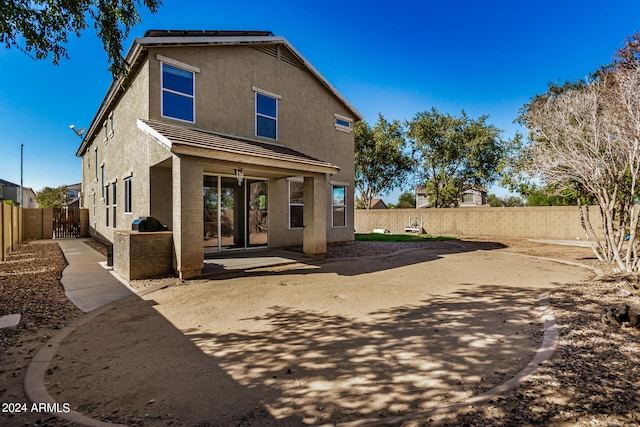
1;0;639;203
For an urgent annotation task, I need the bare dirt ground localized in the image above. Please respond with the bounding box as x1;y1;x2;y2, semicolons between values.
1;238;639;426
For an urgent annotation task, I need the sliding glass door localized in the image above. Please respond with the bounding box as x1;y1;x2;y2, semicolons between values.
204;175;268;251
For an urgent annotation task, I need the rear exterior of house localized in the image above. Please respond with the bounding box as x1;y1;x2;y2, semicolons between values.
76;30;361;279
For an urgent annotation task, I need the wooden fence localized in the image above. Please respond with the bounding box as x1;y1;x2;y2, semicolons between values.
0;203;22;261
1;207;90;261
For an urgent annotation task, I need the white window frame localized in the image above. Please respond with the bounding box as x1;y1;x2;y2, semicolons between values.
103;120;108;143
160;60;197;123
288;178;303;229
124;176;132;214
94;148;98;182
334;113;353;133
462;193;475;203
105;184;110;227
332;184;347;227
107;112;114;138
111;181;117;228
253;86;280;140
100;164;105;199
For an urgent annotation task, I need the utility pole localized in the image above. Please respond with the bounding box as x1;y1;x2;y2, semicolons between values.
20;144;23;207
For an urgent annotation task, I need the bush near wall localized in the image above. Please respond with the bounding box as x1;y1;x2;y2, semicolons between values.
354;206;603;240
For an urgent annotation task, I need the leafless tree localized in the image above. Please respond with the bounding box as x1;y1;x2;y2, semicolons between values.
520;36;640;272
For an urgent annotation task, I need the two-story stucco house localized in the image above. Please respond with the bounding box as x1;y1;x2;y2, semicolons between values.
76;30;362;279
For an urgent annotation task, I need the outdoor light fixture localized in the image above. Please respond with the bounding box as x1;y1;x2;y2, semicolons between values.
235;168;244;186
69;124;86;138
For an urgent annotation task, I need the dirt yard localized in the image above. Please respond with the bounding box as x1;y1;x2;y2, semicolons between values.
1;239;639;426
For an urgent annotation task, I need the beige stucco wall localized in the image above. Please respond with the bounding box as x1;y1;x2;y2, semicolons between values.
81;60;174;242
146;45;356;246
355;206;604;240
113;230;173;280
79;40;357;277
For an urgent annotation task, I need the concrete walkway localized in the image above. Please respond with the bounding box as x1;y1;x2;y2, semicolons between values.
53;239;133;313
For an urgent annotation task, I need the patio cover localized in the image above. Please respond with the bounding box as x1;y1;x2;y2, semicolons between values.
137;119;340;175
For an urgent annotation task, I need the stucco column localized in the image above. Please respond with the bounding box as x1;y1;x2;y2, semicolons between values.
303;173;327;258
172;155;203;279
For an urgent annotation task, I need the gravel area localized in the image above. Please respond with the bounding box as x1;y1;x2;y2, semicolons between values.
1;239;639;426
408;278;640;427
0;243;81;426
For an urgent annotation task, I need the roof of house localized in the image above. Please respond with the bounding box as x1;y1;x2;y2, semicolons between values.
138;119;340;175
369;198;388;209
0;178;19;188
415;185;488;193
76;30;362;157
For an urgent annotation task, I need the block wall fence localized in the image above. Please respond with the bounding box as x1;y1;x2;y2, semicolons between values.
1;207;89;261
354;206;604;240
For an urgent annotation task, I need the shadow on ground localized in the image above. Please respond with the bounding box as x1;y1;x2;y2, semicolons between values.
202;240;507;280
47;283;565;426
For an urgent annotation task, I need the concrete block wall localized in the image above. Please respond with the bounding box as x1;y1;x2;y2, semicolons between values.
113;230;173;280
355;206;604;240
23;208;52;240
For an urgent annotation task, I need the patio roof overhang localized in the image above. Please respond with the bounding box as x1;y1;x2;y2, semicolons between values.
137;119;341;176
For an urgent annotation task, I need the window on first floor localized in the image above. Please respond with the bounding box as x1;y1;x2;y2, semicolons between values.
462;193;475;203
112;182;117;228
332;185;346;227
289;179;303;229
124;177;132;213
105;184;109;227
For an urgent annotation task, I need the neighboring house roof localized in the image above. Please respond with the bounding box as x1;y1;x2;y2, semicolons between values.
138;119;340;175
415;185;488;194
76;30;363;157
369;198;388;209
0;178;19;188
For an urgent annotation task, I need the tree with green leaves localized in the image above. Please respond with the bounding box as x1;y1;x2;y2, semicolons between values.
35;185;72;208
406;108;509;208
354;114;414;210
1;0;161;79
395;191;416;209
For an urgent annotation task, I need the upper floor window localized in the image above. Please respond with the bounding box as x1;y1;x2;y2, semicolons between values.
254;88;280;140
161;63;195;123
334;113;353;133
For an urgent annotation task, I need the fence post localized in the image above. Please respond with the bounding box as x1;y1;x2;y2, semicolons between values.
0;203;4;261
